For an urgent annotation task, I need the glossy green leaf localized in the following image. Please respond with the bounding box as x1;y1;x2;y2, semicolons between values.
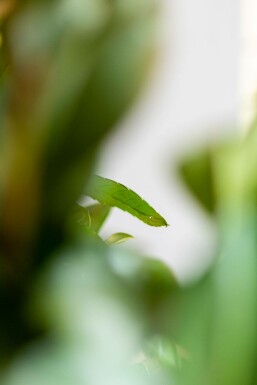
87;175;168;227
106;232;134;246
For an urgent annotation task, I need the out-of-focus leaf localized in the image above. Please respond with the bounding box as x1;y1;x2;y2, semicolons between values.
209;217;257;385
87;203;111;232
71;204;91;228
1;242;155;385
179;149;216;213
108;250;178;334
214;133;257;212
144;336;184;371
69;205;106;242
87;175;168;227
170;213;257;385
0;32;3;76
106;232;134;246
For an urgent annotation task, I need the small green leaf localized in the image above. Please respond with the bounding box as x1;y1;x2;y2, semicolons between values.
72;204;91;228
87;203;111;232
87;175;168;227
106;232;134;246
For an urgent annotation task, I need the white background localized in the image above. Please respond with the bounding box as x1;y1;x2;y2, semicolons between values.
241;0;257;128
96;0;240;282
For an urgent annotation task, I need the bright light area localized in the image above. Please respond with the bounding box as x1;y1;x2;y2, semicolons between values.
97;0;239;282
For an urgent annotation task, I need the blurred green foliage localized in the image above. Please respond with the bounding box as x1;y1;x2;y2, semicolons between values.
1;1;257;385
176;126;257;385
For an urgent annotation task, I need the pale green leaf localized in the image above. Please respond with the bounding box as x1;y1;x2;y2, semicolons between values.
106;232;134;246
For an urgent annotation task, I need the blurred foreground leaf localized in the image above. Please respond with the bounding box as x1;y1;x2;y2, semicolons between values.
209;215;257;385
1;241;172;385
175;125;257;385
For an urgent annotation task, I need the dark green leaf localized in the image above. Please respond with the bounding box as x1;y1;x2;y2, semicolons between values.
71;204;91;228
87;203;111;232
179;149;216;213
87;175;168;227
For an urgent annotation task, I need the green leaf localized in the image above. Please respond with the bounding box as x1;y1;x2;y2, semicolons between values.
106;232;134;246
87;203;111;232
71;204;91;228
179;149;216;213
210;216;257;385
87;175;168;227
